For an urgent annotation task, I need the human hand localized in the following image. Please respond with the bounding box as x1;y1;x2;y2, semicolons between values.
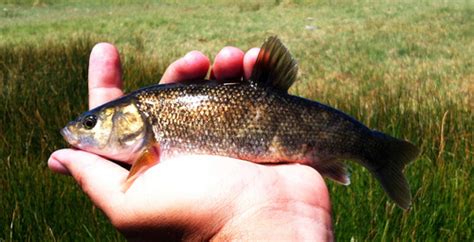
48;44;333;241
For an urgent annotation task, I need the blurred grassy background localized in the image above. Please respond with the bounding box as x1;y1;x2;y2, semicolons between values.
1;0;472;240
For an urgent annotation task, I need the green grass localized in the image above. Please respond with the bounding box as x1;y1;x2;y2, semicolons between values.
1;0;472;241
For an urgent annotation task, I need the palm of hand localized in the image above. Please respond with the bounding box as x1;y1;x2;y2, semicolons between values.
124;155;329;238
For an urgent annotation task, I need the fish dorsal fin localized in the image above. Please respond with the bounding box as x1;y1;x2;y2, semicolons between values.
249;36;298;92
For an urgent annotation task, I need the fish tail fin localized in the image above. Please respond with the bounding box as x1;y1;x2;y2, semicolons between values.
367;131;419;209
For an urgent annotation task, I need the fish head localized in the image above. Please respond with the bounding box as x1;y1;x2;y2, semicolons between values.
61;100;148;163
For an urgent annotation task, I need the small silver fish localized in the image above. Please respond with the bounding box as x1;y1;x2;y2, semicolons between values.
62;37;419;208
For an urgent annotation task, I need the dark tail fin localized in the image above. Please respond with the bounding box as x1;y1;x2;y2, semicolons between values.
368;131;419;209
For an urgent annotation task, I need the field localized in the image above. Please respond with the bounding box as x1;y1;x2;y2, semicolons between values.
1;0;472;240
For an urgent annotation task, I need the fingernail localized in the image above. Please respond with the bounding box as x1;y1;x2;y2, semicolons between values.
48;157;71;175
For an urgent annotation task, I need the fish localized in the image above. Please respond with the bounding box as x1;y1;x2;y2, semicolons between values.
61;36;419;209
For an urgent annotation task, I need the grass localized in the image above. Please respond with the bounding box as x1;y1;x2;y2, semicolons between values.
1;0;473;240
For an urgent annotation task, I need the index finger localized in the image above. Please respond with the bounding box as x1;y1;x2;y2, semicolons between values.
88;43;124;109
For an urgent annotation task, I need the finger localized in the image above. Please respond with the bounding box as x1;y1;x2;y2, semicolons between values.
48;149;127;214
210;46;244;80
88;43;123;109
243;48;260;80
160;51;210;84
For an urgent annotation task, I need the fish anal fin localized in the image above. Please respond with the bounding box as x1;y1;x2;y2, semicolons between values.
249;36;298;92
122;145;160;192
312;159;350;185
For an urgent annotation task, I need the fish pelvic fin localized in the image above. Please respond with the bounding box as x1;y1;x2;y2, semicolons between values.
368;131;420;209
249;36;298;92
122;145;160;192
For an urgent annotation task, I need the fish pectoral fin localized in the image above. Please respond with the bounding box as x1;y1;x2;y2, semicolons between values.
249;36;298;92
313;159;351;185
122;145;160;192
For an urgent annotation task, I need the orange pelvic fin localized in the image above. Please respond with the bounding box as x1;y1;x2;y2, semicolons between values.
122;145;160;192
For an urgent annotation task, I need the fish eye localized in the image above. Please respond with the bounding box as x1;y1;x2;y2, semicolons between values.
82;115;97;130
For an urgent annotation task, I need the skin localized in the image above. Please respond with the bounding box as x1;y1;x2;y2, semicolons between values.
48;43;334;241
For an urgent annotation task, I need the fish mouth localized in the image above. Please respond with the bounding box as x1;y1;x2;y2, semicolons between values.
60;126;79;147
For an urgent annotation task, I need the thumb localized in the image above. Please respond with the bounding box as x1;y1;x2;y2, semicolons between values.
48;149;127;214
